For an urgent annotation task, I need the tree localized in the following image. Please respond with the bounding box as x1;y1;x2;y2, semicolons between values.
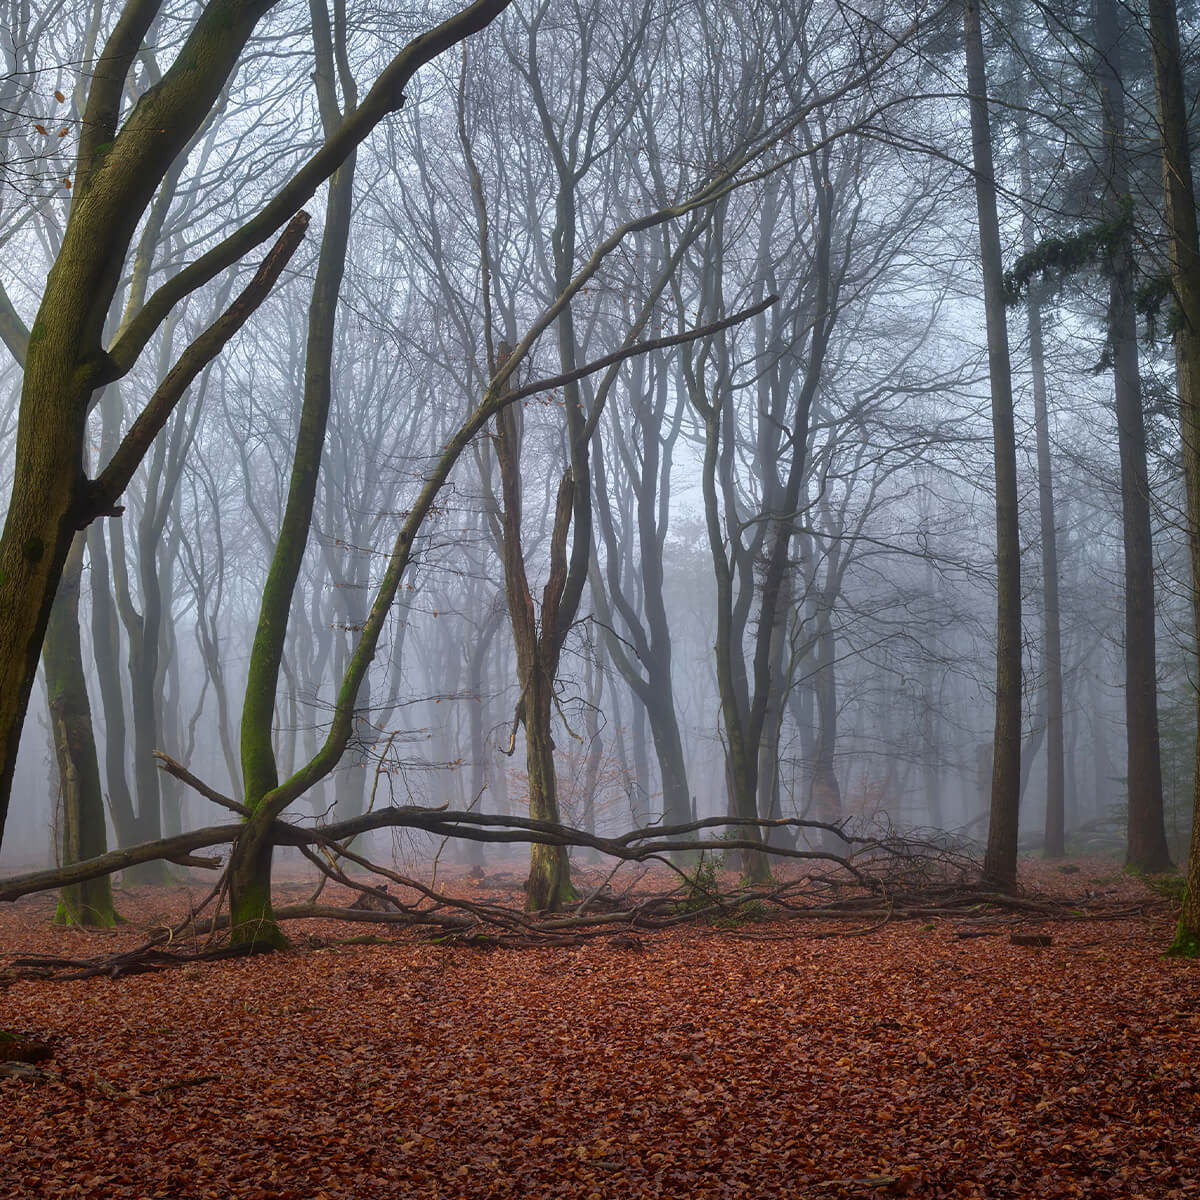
1094;0;1172;874
963;0;1021;888
1016;110;1066;860
42;534;116;925
233;0;362;944
1147;0;1200;954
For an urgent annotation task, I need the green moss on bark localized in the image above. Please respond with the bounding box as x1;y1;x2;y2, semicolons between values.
1167;888;1200;957
1166;921;1200;957
53;892;118;928
228;875;288;951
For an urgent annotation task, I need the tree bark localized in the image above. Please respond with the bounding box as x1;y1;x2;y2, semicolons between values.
0;0;285;845
964;0;1022;889
1147;0;1200;952
1095;0;1173;874
493;400;574;912
43;534;116;926
233;125;358;944
1017;119;1067;860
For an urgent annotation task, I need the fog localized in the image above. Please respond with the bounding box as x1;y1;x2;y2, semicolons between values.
0;0;1194;920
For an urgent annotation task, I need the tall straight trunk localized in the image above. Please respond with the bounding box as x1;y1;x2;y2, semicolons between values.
1147;0;1200;952
109;515;165;883
697;310;768;880
1095;0;1173;873
579;651;603;853
464;605;500;870
964;0;1022;888
1028;294;1066;856
589;538;694;837
758;570;792;847
87;388;137;846
921;681;944;829
810;613;842;851
1017;126;1067;858
591;419;693;836
43;534;115;926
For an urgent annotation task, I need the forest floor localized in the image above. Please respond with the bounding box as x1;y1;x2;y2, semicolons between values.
0;857;1197;1200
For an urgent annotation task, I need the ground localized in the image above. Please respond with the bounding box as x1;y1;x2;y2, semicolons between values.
0;858;1197;1199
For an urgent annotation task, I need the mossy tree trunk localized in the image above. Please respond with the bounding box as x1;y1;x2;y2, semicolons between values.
492;401;575;912
0;0;297;846
231;12;359;944
811;612;842;854
87;389;138;848
226;0;514;947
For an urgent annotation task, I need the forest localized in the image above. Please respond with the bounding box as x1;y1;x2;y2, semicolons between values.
0;0;1199;1195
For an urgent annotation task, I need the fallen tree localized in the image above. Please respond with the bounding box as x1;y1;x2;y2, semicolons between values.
0;802;874;906
4;783;1174;983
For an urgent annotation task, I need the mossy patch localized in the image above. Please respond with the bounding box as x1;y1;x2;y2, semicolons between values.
1166;921;1200;958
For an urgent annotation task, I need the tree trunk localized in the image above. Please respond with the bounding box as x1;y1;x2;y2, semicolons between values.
965;0;1022;889
232;139;358;945
1029;290;1066;857
493;402;574;911
43;534;116;926
0;0;299;848
1095;0;1172;873
811;615;842;852
1017;124;1067;858
1147;0;1200;952
109;513;165;883
87;387;137;846
523;666;572;910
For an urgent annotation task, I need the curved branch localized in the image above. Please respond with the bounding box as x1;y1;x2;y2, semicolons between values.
104;0;513;378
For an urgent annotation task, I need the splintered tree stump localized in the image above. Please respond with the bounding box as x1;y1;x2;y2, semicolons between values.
1010;933;1052;947
0;1030;53;1064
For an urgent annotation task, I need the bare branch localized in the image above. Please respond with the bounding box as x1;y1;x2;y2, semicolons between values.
83;212;311;524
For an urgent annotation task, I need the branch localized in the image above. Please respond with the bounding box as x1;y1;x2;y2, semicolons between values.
83;212;311;523
104;0;513;377
0;279;30;366
250;294;778;821
153;751;249;816
0;810;873;903
0;825;243;901
503;295;779;409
